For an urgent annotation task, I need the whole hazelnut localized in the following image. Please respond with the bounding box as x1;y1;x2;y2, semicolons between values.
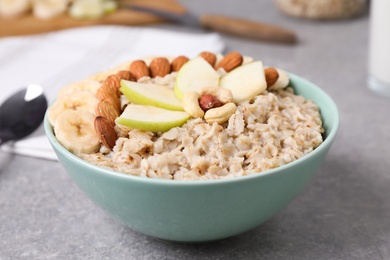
199;94;223;112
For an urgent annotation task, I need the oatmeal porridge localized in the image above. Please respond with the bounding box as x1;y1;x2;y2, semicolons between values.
48;52;324;180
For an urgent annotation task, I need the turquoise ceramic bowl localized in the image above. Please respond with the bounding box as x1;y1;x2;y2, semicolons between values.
44;73;339;243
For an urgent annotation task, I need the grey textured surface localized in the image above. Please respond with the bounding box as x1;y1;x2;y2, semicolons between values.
1;0;390;259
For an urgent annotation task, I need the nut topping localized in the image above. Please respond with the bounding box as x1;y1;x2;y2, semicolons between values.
117;70;135;82
204;102;237;124
265;67;279;88
94;116;117;150
96;86;121;114
266;68;290;90
150;57;171;78
96;85;116;101
171;56;189;72
103;70;136;97
200;87;233;104
182;91;205;118
95;100;119;125
181;86;235;124
215;52;243;72
199;94;223;112
130;60;150;80
199;51;217;67
104;74;121;96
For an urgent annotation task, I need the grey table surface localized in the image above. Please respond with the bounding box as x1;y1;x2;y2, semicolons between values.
1;0;390;259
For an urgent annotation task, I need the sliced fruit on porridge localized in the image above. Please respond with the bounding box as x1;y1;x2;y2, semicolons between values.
174;56;220;100
220;61;267;103
47;91;99;126
54;110;101;154
120;80;184;111
117;104;190;132
47;52;325;180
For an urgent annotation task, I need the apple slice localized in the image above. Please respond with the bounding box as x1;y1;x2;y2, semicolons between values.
174;56;220;100
117;104;190;132
120;80;183;111
220;61;267;103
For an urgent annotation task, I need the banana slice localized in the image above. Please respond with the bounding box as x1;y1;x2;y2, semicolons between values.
57;79;101;97
48;91;99;126
0;0;31;17
54;110;100;154
33;0;68;20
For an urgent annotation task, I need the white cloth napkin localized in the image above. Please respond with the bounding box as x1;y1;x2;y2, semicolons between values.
0;26;225;160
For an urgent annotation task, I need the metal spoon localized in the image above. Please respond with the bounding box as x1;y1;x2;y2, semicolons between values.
0;84;47;145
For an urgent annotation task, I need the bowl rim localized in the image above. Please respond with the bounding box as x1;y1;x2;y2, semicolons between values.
45;71;340;186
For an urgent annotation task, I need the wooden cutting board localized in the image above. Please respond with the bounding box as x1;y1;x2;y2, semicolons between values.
0;0;187;38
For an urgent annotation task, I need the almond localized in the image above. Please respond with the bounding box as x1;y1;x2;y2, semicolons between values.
117;70;135;81
171;56;189;72
103;96;121;115
130;60;150;80
265;67;279;88
94;116;117;150
95;100;119;125
96;85;116;101
150;57;171;78
104;74;121;96
215;52;243;72
199;51;217;67
96;86;121;113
